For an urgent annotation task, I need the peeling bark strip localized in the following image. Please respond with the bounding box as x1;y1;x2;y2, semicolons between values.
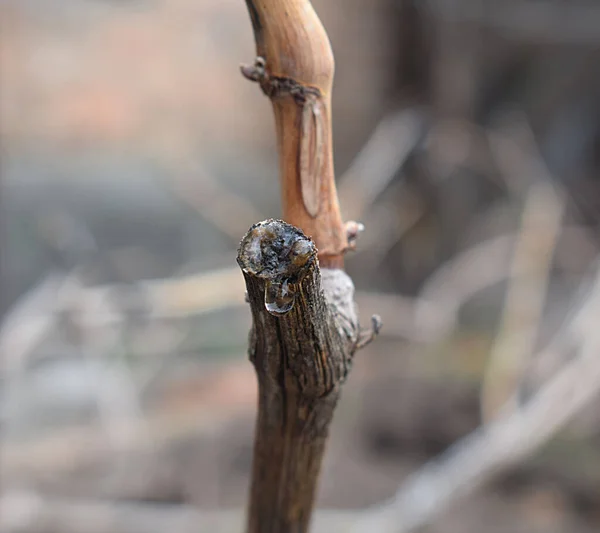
240;58;326;218
299;95;325;218
237;219;362;533
241;0;348;266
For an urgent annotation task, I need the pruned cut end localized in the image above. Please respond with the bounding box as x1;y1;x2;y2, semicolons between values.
237;219;317;282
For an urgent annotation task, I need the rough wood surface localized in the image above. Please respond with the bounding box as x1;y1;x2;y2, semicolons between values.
237;219;360;533
237;3;380;531
242;0;348;267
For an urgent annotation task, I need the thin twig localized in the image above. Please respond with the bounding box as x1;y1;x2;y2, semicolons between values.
169;164;265;242
2;360;256;480
1;273;74;376
338;108;425;221
0;225;592;374
481;133;565;420
350;262;600;533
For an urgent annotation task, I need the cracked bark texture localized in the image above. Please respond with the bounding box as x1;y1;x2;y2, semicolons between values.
237;219;360;533
238;2;379;532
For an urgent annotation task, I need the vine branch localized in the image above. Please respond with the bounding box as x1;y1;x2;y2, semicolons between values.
238;2;379;532
241;0;352;267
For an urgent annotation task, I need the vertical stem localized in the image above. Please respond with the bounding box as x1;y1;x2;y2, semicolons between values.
237;220;359;533
242;0;348;267
238;3;379;532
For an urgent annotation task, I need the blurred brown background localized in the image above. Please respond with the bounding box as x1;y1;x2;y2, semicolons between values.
2;1;600;532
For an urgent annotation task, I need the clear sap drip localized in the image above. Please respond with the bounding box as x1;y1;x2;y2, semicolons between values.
264;279;295;316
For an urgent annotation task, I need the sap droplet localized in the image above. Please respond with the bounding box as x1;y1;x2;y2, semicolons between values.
265;279;295;316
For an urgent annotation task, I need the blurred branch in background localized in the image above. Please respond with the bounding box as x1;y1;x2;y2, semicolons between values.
0;494;363;533
3;0;600;531
4;260;600;533
3;104;600;527
427;0;600;45
338;108;426;221
480;123;565;421
350;260;600;533
169;164;265;243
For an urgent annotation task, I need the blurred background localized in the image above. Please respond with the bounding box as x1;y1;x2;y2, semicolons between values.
2;0;600;532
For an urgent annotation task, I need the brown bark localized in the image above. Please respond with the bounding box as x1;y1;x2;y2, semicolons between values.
241;0;348;268
238;3;380;532
237;219;361;533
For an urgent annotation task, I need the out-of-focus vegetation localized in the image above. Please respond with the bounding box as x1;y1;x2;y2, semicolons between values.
2;1;600;532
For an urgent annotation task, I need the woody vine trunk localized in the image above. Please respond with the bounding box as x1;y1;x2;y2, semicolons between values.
237;2;379;533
